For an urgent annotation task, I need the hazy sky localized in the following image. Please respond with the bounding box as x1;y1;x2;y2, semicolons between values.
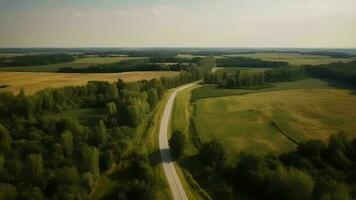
0;0;355;48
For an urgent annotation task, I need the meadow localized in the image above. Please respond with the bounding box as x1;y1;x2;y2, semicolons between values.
0;56;147;72
0;71;178;94
191;78;356;158
225;52;356;65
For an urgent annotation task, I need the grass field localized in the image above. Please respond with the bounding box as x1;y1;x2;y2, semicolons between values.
0;71;178;95
0;56;147;72
225;53;356;65
191;79;356;159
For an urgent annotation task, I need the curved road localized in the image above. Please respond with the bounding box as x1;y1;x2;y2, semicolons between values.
159;83;196;200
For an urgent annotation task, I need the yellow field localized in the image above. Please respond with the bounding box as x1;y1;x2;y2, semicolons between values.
226;53;356;65
0;71;178;95
193;86;356;157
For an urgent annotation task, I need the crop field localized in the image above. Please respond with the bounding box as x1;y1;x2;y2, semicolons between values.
191;79;356;158
0;56;147;72
225;53;356;65
0;71;178;95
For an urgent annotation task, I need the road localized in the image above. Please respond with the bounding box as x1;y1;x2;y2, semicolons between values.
159;83;196;200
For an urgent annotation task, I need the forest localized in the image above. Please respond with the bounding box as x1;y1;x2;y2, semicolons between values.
58;57;198;73
0;54;74;67
306;61;356;86
194;133;356;200
204;66;305;88
0;60;205;199
216;57;288;68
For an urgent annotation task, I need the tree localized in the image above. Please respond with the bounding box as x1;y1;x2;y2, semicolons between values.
0;124;11;154
106;102;117;115
94;120;107;146
199;140;225;168
169;130;186;159
267;167;314;200
147;89;158;110
81;145;99;177
61;130;73;159
25;154;44;179
100;150;114;172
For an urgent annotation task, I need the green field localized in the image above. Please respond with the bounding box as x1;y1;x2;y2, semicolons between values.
225;53;356;65
0;56;147;72
191;79;356;159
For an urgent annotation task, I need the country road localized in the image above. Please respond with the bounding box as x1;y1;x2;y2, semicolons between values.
159;83;197;200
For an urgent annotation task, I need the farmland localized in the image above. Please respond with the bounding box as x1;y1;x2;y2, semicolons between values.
0;56;147;72
0;71;178;94
190;79;356;158
225;52;356;65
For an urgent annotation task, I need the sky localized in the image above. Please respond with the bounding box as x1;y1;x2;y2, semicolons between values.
0;0;355;48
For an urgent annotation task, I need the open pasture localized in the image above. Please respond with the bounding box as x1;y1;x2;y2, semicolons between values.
225;53;355;65
0;71;178;95
192;79;356;157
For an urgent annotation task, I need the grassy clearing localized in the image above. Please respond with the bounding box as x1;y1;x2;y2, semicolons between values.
0;56;147;72
0;71;178;95
225;53;355;65
192;79;356;159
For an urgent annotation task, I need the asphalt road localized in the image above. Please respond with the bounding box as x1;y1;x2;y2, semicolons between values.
159;83;196;200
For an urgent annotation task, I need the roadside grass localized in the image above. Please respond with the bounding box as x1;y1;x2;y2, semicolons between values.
0;71;178;95
0;56;147;72
192;79;356;159
171;85;212;200
224;52;355;65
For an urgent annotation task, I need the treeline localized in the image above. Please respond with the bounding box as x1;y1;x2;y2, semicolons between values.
194;133;356;199
0;54;74;67
306;61;356;86
0;61;207;199
301;51;354;58
216;57;288;68
59;56;204;73
205;66;305;88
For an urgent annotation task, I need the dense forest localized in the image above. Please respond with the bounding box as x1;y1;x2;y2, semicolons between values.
0;56;209;199
58;57;199;73
192;133;356;200
216;57;288;68
306;61;356;86
204;66;305;88
0;54;74;67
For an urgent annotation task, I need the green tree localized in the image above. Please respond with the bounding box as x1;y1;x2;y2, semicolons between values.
169;130;186;159
147;89;158;110
61;130;73;159
267;167;314;200
200;140;225;168
81;145;99;177
94;120;107;146
106;102;117;115
100;150;114;172
0;124;11;154
25;154;44;179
